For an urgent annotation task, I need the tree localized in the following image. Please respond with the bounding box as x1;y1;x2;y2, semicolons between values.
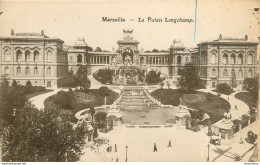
216;83;233;95
26;80;33;94
0;84;26;128
53;91;72;110
152;49;159;53
12;80;17;87
75;65;91;91
145;70;162;84
177;63;204;92
89;106;95;124
88;47;93;52
93;68;113;84
98;86;110;97
243;77;259;102
2;103;89;162
94;111;107;129
230;69;237;90
94;47;102;52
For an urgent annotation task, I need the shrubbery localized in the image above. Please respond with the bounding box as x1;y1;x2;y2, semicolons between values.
215;83;233;95
146;70;164;84
93;68;113;84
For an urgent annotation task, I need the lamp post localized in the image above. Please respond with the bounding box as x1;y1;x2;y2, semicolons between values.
125;145;128;162
207;144;210;162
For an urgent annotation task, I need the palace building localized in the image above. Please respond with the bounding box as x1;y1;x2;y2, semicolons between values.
0;30;68;88
0;29;258;88
194;34;258;89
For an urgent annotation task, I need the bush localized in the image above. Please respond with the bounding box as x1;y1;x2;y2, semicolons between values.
53;91;72;110
146;70;163;84
57;76;77;88
216;83;233;95
25;80;33;94
93;68;113;84
98;86;110;97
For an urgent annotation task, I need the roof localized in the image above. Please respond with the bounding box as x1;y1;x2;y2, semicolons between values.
0;30;64;43
198;35;258;46
213;118;234;130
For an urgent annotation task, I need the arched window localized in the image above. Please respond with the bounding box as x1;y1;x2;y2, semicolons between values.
25;50;31;62
77;54;83;63
238;54;243;64
34;67;38;75
17;67;21;75
212;68;216;76
247;54;253;64
248;69;253;78
25;67;30;75
4;66;9;75
47;51;53;61
34;51;39;62
223;69;228;77
238;69;243;77
177;56;182;65
223;54;228;64
231;54;236;64
16;50;22;62
4;50;11;62
140;56;145;65
47;67;51;75
211;53;216;64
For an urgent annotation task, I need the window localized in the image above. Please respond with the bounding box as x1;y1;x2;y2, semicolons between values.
238;54;243;64
247;54;253;64
248;69;253;78
177;56;182;65
4;66;9;75
25;67;30;75
47;67;51;75
47;51;53;61
25;50;31;62
16;50;22;62
223;54;228;64
211;53;216;64
212;68;216;76
238;69;243;77
17;67;21;75
34;51;39;62
4;50;11;62
140;56;145;65
231;54;236;64
77;54;83;63
223;69;228;77
34;67;38;75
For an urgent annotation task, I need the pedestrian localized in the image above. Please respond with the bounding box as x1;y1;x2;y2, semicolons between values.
153;143;157;152
115;144;117;152
116;157;118;162
109;145;112;152
167;140;172;147
235;105;237;110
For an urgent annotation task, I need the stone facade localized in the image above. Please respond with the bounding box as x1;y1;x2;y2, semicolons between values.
0;30;258;89
194;35;258;89
0;30;68;88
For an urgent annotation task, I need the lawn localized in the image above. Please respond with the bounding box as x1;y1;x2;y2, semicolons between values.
151;89;231;124
44;89;119;114
235;92;257;107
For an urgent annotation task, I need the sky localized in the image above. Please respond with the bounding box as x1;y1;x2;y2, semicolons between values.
0;0;259;51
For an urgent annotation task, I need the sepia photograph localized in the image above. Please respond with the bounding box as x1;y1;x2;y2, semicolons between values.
0;0;259;163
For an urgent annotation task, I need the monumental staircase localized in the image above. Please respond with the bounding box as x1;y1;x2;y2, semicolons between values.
117;88;158;109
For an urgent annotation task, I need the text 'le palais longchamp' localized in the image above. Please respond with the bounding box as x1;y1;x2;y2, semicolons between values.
102;17;194;23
